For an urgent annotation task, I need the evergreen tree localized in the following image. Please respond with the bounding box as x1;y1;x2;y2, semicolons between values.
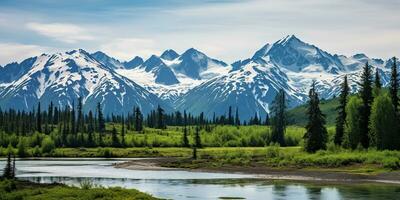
334;75;349;145
344;96;363;149
2;152;12;179
304;82;328;153
71;102;76;135
77;97;84;133
375;69;382;89
358;62;373;148
235;107;240;126
194;126;202;148
87;111;95;147
121;115;126;147
97;102;105;133
156;105;165;129
264;113;270;126
48;101;54;131
271;89;286;146
389;57;399;113
111;126;119;147
192;146;197;160
11;154;15;178
228;106;234;125
36;102;42;133
182;110;190;147
134;107;143;131
370;94;399;150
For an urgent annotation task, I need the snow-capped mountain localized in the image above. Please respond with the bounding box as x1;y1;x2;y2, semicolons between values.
115;48;230;103
176;35;398;119
0;35;398;120
0;49;167;115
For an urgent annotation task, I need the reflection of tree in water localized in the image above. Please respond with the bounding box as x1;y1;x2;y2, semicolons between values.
336;184;400;200
305;186;322;200
272;184;287;199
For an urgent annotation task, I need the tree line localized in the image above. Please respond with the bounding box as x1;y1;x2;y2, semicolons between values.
267;57;399;153
334;57;400;150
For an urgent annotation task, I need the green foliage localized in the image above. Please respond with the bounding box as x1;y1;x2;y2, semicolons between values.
334;75;349;145
17;138;28;158
304;82;327;153
41;137;55;154
0;180;159;200
344;96;363;149
370;94;399;150
359;62;373;148
270;89;287;146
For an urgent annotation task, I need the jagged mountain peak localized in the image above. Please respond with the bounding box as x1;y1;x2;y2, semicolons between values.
123;56;144;69
90;51;125;70
142;55;166;72
160;49;179;61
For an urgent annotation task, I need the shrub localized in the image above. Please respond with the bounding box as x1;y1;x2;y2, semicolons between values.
41;137;55;154
266;143;281;159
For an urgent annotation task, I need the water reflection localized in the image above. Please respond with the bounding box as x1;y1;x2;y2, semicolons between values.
1;159;400;200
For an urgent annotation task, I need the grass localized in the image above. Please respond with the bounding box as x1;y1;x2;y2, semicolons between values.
161;146;400;173
0;179;161;200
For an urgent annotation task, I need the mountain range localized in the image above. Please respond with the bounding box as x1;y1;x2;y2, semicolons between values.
0;35;398;120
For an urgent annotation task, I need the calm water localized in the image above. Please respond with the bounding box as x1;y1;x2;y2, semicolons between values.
1;158;399;200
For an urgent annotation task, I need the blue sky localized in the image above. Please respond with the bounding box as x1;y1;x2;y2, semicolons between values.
0;0;399;65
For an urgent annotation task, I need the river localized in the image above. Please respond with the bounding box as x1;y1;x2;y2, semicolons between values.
1;158;399;200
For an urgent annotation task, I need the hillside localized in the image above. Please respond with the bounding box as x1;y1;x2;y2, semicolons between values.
288;97;339;126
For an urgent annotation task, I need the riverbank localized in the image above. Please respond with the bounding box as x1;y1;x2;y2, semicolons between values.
116;157;400;184
3;146;400;176
0;179;161;200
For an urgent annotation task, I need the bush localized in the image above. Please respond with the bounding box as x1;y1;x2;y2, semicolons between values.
266;143;281;159
17;138;28;158
41;137;55;154
79;179;94;189
32;146;41;157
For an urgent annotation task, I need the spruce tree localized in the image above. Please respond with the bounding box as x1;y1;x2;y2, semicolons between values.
334;75;349;145
77;97;84;133
194;126;202;148
358;62;373;148
235;107;240;126
228;106;234;125
111;126;119;147
2;152;12;179
156;105;165;129
134;107;143;131
97;102;105;133
304;82;328;153
121;115;126;147
87;111;95;147
182;110;190;147
271;89;286;146
36;102;42;133
389;57;399;113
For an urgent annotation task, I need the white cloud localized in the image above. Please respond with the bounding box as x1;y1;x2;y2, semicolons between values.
99;38;160;61
26;22;95;43
0;43;53;65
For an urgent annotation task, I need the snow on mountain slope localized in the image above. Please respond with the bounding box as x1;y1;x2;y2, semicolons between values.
116;48;231;102
91;51;126;70
0;35;398;120
176;35;398;119
0;49;167;115
176;58;305;119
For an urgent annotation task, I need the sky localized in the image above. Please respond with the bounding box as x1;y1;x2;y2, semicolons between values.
0;0;399;65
